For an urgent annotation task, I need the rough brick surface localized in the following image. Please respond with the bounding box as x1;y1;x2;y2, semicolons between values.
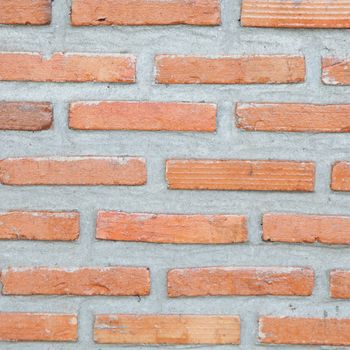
71;0;221;26
331;161;350;191
96;211;247;244
330;270;350;299
322;57;350;85
94;314;240;344
168;267;314;297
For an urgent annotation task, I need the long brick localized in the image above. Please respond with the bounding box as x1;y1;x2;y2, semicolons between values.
331;161;350;191
166;160;315;192
71;0;220;26
1;267;150;296
322;57;350;85
0;102;52;131
168;267;314;297
330;270;350;299
0;0;51;25
241;0;350;28
0;157;146;186
0;211;79;241
0;53;135;83
0;313;77;342
156;55;305;84
69;101;216;132
94;314;240;344
236;103;350;133
259;317;350;345
96;211;247;244
263;213;350;244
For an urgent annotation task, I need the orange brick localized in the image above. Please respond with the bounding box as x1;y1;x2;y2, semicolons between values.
263;213;350;245
166;159;315;192
0;313;77;342
168;267;314;297
0;52;135;83
71;0;220;26
259;316;350;345
69;101;216;132
241;0;350;28
0;0;51;25
94;314;240;345
1;267;150;296
156;55;305;84
96;211;247;244
236;103;350;133
322;57;350;85
331;161;350;191
330;270;350;299
0;102;52;131
0;157;146;186
0;211;79;241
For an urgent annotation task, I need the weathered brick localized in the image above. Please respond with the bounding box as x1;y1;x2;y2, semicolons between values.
69;101;216;132
322;57;350;85
96;211;247;244
0;211;79;241
94;314;240;344
156;55;305;84
330;270;350;299
71;0;220;26
1;267;150;296
0;53;135;83
166;159;315;191
168;267;314;297
331;161;350;191
0;157;146;186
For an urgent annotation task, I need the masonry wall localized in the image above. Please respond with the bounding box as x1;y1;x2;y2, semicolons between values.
1;0;350;349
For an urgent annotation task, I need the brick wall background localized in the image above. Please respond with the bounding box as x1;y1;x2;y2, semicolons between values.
1;0;350;348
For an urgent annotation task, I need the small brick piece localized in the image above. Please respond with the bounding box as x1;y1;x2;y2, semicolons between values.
0;102;52;131
259;316;350;345
156;55;305;84
1;267;150;296
0;53;135;83
69;101;216;132
331;161;350;191
71;0;220;26
0;211;79;241
96;211;247;244
330;270;350;299
236;103;350;133
0;0;51;25
0;313;77;342
166;160;315;192
322;57;350;85
168;267;314;297
241;0;350;28
0;157;146;186
94;314;240;344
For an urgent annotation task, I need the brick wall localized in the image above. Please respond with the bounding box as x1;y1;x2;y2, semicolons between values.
0;0;350;348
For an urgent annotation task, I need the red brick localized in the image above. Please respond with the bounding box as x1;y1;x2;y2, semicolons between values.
263;213;350;245
0;0;51;25
96;211;247;244
0;157;146;186
156;55;305;84
166;159;315;192
71;0;220;26
236;103;350;133
94;314;240;344
1;267;150;296
330;270;350;299
0;53;135;83
241;0;350;28
0;211;79;241
168;267;314;297
0;102;52;131
322;57;350;85
259;316;350;345
69;101;216;132
331;161;350;191
0;313;77;342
